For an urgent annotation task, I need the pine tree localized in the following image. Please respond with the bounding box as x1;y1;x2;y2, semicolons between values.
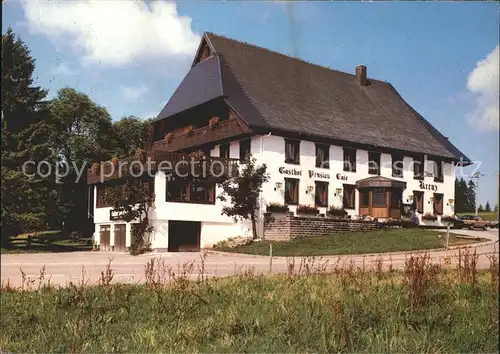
485;201;491;212
1;29;59;242
466;180;477;213
455;178;467;213
478;204;484;213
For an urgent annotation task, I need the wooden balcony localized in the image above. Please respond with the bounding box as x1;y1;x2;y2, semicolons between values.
152;118;250;152
87;151;240;185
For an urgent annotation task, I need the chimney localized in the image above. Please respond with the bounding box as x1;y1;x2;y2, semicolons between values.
356;65;368;86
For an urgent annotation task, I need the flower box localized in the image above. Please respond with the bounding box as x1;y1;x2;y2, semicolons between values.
135;148;146;161
188;150;205;160
111;157;119;166
184;125;194;136
208;116;220;130
422;213;438;221
296;205;319;216
267;203;289;213
165;132;175;143
327;206;347;218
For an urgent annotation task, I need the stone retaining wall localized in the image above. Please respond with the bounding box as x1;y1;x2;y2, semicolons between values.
263;212;377;241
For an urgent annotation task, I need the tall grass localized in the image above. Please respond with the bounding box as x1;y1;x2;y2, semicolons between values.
0;251;498;353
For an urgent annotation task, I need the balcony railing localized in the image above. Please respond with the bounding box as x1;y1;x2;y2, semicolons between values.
152;118;249;152
87;151;240;184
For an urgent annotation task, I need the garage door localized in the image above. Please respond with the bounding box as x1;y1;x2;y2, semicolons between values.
100;225;110;251
114;224;126;252
168;221;201;252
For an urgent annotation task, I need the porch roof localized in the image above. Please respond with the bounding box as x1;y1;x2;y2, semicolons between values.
355;176;407;190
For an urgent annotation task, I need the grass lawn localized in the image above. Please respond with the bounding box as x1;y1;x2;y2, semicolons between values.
215;229;488;257
1;230;93;254
1;270;497;353
457;211;498;221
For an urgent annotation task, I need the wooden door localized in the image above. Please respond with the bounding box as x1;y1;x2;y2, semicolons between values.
114;224;126;252
100;225;110;251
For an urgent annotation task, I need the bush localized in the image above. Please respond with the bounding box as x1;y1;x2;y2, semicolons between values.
266;203;289;213
296;205;319;215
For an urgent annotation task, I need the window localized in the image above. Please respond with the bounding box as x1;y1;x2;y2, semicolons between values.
239;138;251;161
315;144;330;168
372;188;386;207
166;177;215;204
285;139;300;164
413;156;424;180
343;148;357;172
315;181;329;207
433;193;444;215
359;190;369;208
96;185;111;208
285;178;299;205
219;143;230;159
433;160;443;182
343;184;356;209
413;191;424;213
392;154;404;178
390;190;402;209
368;152;381;175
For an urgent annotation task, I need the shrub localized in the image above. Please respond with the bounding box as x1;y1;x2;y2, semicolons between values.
296;205;319;215
441;215;456;223
327;205;347;217
208;116;220;130
91;162;100;175
267;202;289;213
422;213;438;221
184;125;194;135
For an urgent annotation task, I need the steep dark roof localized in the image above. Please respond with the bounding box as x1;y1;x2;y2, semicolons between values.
157;32;470;163
157;55;223;120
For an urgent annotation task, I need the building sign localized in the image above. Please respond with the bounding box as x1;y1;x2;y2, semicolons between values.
309;170;330;179
419;181;438;191
278;167;302;176
109;210;125;221
424;171;434;178
336;173;348;181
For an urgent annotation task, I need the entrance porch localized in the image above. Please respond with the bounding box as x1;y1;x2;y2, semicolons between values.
356;176;407;219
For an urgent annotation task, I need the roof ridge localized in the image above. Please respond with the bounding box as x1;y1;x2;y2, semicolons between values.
205;32;387;84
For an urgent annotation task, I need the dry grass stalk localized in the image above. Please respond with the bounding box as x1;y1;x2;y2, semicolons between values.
487;245;499;290
404;252;441;308
456;248;479;286
98;258;114;287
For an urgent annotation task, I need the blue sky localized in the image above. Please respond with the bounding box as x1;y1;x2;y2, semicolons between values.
2;1;499;206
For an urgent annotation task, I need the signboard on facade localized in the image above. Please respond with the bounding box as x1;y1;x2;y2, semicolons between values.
309;170;330;179
419;181;438;191
278;167;302;176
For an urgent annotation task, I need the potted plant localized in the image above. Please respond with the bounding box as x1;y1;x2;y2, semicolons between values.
165;132;175;143
422;213;438;221
188;150;205;160
267;202;289;213
184;125;194;136
296;204;319;216
327;205;347;218
91;162;101;175
208;116;220;130
111;156;119;166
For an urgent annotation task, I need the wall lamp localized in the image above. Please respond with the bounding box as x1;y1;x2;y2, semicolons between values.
334;188;343;197
306;185;314;194
274;182;283;191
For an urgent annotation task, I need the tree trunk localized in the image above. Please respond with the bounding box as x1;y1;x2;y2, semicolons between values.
251;212;258;240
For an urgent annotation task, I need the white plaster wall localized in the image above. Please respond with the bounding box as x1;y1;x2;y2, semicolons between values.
91;134;458;248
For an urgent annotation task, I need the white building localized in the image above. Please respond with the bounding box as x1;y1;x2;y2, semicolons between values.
88;33;471;252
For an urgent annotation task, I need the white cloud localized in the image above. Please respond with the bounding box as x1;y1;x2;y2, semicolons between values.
120;84;148;102
466;45;499;132
52;62;72;76
20;0;201;67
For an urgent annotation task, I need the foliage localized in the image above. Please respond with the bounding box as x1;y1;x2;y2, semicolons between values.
102;174;155;255
296;204;319;214
454;178;477;213
1;28;61;242
112;116;152;158
165;132;174;143
422;213;438;221
266;202;289;213
184;125;194;135
478;204;484;212
208;116;220;130
485;201;492;212
327;205;347;217
1;266;497;353
218;154;269;240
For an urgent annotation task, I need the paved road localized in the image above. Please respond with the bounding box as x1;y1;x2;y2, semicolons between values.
1;229;498;288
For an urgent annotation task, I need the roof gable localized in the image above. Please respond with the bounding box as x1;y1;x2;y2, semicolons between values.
157;55;223;120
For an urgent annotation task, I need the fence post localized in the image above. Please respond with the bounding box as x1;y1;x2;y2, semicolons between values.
269;244;273;274
446;224;450;250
